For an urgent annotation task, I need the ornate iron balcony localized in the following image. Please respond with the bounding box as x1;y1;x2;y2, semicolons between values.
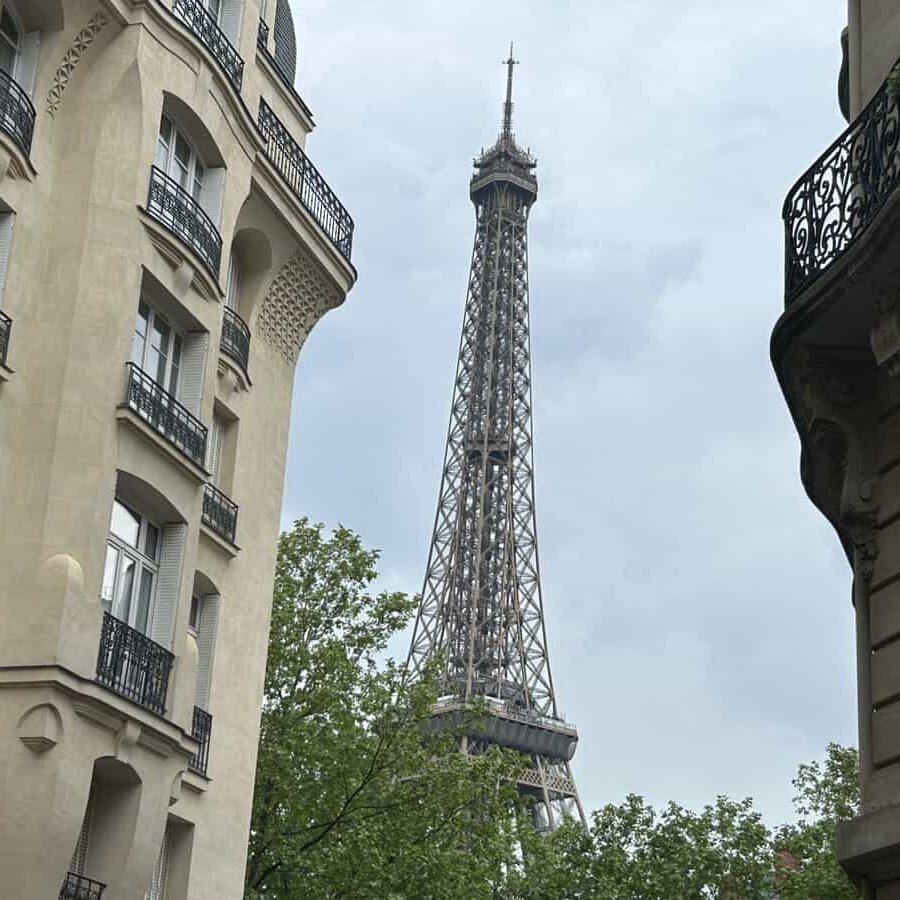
258;99;354;262
0;309;10;367
189;705;213;775
173;0;244;93
202;483;238;544
257;16;269;51
147;166;223;277
783;66;900;305
221;305;250;373
124;362;208;468
96;612;173;716
0;67;35;157
59;872;106;900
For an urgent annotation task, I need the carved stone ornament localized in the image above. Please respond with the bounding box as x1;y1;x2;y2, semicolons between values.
46;12;109;117
256;246;342;365
17;703;63;753
853;529;880;581
871;293;900;378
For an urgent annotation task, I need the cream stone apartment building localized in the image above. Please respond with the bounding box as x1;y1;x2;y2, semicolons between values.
0;0;355;896
773;1;900;894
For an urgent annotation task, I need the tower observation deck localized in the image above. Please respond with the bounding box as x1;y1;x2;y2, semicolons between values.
407;47;586;830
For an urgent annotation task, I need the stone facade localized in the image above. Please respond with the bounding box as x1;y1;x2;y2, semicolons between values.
0;1;355;897
773;3;900;895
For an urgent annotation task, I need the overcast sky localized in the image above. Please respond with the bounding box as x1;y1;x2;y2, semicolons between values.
279;0;853;826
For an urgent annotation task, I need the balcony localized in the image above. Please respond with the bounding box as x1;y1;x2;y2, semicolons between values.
96;612;173;716
189;705;213;775
258;99;354;262
173;0;244;93
783;66;900;306
147;166;223;278
256;19;313;122
124;363;208;468
0;67;35;158
202;483;238;544
221;305;250;373
59;872;106;900
0;309;10;367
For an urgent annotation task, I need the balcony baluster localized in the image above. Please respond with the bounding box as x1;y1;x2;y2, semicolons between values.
202;483;239;544
173;0;244;92
96;612;173;716
59;872;106;900
221;306;251;373
189;706;213;776
147;166;223;278
0;67;35;157
0;309;10;367
258;99;354;262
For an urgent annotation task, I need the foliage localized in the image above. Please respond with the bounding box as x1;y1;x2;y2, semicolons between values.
245;518;522;900
774;743;859;899
245;518;861;899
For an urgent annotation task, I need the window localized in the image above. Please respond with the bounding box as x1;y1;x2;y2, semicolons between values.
189;594;202;633
225;253;241;312
101;500;160;635
132;301;183;397
156;114;205;201
0;5;20;77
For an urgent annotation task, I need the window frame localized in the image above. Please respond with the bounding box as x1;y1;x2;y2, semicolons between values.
0;3;21;79
155;112;206;202
132;300;184;400
101;499;161;636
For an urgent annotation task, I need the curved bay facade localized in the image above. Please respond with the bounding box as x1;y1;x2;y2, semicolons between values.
0;1;355;897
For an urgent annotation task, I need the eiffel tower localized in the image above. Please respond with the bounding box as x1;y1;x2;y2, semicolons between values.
407;47;586;831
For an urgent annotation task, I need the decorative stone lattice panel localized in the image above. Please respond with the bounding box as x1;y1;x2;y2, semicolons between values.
46;11;109;116
256;246;342;365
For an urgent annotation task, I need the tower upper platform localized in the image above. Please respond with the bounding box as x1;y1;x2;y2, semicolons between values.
470;46;537;204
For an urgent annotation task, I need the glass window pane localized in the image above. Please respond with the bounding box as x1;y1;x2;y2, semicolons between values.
110;500;141;547
169;335;182;396
144;523;159;561
132;303;149;367
0;10;19;46
134;569;153;635
101;544;120;612
149;315;171;387
0;41;14;77
189;595;201;631
115;557;136;623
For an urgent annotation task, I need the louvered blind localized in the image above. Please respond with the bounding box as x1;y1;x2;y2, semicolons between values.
149;524;186;650
195;593;220;709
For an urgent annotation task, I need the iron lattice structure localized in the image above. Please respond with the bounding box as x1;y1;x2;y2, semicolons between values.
408;49;586;831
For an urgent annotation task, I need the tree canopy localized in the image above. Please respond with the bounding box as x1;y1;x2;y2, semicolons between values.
246;518;861;899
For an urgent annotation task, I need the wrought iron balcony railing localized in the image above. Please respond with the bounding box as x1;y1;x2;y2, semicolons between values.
783;65;900;304
124;362;208;468
258;99;354;262
173;0;244;93
147;166;223;277
221;305;250;372
189;705;213;775
257;16;269;51
202;483;238;544
0;309;10;367
96;612;173;716
59;872;106;900
0;67;35;157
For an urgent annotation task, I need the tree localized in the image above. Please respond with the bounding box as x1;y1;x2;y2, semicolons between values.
775;743;859;899
245;518;522;899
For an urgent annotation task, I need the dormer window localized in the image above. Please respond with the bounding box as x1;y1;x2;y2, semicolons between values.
156;114;206;202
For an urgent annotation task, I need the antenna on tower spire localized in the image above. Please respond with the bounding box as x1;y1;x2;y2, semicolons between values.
501;42;518;140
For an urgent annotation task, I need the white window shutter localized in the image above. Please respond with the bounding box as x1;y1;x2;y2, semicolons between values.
145;823;172;900
195;593;220;709
219;0;243;46
178;331;208;417
207;413;223;484
70;787;95;875
17;32;40;96
201;167;225;228
0;213;16;307
150;524;186;650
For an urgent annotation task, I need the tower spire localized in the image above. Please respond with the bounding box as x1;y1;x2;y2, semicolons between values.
501;42;518;141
